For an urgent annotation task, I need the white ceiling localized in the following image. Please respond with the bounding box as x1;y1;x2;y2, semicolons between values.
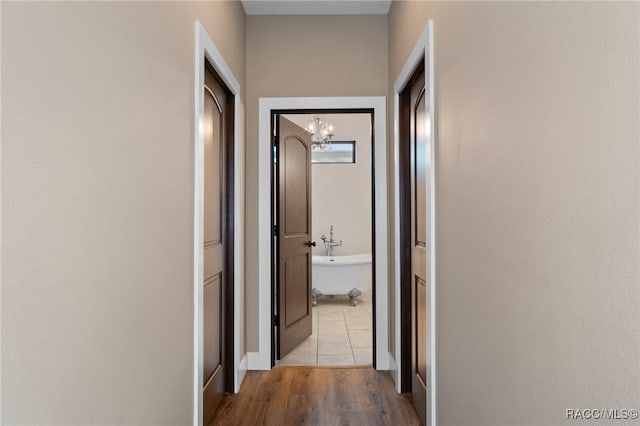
241;0;392;16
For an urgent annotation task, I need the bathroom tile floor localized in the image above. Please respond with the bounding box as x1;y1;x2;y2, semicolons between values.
280;290;373;367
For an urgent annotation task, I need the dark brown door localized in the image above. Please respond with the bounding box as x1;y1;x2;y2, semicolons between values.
203;63;234;425
400;61;428;425
411;72;428;425
276;116;314;359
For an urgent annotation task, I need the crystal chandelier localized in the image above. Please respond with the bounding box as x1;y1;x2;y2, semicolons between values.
306;115;335;150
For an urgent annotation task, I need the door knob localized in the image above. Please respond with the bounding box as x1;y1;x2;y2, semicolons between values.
305;241;317;247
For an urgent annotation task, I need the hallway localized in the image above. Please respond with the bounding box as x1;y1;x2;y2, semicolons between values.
2;1;639;425
211;367;421;425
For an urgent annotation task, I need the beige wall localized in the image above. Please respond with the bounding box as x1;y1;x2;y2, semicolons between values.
245;15;388;350
388;1;640;425
1;2;245;424
285;113;372;257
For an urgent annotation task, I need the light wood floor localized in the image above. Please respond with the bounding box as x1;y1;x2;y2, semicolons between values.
211;366;422;426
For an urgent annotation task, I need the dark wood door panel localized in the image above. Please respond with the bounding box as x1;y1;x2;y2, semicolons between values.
204;273;222;383
277;116;313;359
414;88;427;246
284;253;310;327
203;369;224;426
403;60;427;426
203;89;223;246
284;137;310;236
203;246;223;282
416;277;427;386
203;61;234;424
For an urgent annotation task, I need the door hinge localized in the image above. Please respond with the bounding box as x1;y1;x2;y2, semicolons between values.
274;314;280;326
273;225;278;236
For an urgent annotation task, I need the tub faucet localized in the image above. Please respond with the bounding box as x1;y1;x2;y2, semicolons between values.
320;225;342;256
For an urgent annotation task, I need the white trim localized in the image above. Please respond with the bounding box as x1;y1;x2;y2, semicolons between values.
252;97;388;371
388;352;398;385
246;351;268;370
236;354;248;391
392;20;437;426
194;21;244;426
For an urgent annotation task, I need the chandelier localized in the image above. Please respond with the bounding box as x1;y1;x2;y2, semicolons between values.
306;115;335;150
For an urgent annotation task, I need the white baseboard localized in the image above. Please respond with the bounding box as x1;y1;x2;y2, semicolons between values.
246;351;271;370
375;350;390;370
388;353;400;393
235;354;248;392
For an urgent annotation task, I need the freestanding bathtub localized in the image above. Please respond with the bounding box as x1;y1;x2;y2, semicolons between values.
312;253;372;306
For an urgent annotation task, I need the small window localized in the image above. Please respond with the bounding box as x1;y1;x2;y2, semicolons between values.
311;141;356;164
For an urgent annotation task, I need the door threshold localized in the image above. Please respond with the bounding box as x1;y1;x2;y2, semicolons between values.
274;365;374;370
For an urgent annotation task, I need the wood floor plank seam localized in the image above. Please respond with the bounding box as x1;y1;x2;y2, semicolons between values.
210;367;422;426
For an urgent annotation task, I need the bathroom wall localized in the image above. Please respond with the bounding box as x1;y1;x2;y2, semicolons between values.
245;15;388;351
388;2;639;425
284;113;372;257
1;2;246;424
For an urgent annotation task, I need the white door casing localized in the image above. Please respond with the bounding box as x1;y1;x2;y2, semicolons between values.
392;20;436;426
249;97;388;371
193;21;245;426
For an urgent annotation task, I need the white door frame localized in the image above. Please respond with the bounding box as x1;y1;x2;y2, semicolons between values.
248;96;389;371
392;21;436;426
193;21;245;426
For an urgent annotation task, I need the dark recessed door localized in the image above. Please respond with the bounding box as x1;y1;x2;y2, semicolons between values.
277;116;313;359
406;64;428;425
203;64;233;425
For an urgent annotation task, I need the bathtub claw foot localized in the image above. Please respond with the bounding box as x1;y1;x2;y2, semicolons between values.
312;288;321;307
348;288;362;306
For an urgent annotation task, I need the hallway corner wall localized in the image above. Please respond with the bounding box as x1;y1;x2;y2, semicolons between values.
244;15;389;354
1;2;246;424
388;1;640;425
